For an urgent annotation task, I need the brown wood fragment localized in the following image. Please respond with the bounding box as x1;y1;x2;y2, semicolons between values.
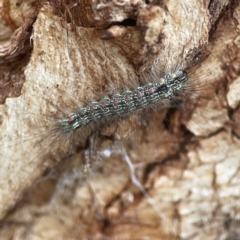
0;1;240;239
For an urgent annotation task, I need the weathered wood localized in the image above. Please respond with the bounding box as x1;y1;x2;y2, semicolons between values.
0;0;240;239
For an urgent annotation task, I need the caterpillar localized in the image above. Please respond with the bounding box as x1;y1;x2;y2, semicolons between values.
59;71;188;134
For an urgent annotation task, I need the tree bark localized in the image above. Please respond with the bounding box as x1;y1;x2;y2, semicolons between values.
0;0;240;239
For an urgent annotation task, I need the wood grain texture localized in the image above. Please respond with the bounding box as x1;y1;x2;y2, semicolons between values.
0;0;240;239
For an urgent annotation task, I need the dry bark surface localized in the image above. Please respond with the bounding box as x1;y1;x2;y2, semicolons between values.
0;0;240;239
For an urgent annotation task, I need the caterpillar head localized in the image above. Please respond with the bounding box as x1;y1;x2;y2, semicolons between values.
165;70;188;92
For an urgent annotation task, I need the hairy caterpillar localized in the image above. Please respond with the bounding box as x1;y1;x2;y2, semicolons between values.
56;71;188;135
1;2;240;240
